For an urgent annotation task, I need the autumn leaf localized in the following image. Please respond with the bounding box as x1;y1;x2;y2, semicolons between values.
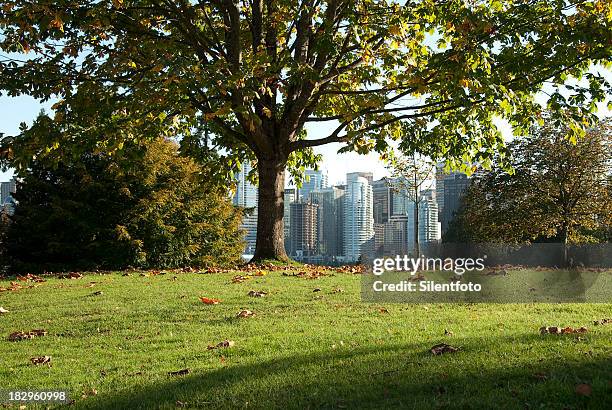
9;329;47;341
430;343;460;355
540;326;588;334
575;383;592;397
232;275;251;283
207;340;235;350
30;356;52;366
247;290;267;297
236;310;254;318
200;297;221;305
0;307;9;314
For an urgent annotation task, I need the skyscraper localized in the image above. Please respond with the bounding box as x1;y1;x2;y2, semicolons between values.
232;161;258;254
435;163;446;220
309;187;342;257
289;202;318;257
344;174;374;262
297;169;328;202
346;171;373;186
283;188;296;253
0;178;17;205
372;178;391;224
232;161;258;208
442;173;470;233
406;192;441;252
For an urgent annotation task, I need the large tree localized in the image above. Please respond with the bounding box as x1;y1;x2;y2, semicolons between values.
0;1;610;261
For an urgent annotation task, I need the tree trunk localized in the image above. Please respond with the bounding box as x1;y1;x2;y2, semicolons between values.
251;157;289;263
560;223;570;267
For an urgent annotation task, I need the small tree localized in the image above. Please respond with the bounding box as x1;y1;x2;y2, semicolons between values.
4;126;244;272
446;119;612;263
387;154;435;256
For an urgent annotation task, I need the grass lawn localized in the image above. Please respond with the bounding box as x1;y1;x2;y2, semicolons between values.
0;268;610;409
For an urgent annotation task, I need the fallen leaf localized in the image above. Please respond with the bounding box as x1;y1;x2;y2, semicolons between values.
248;290;267;297
540;326;561;334
200;297;221;305
331;287;344;294
313;288;321;292
444;329;454;337
379;307;389;314
176;401;188;407
430;343;459;355
168;368;190;376
0;307;9;314
9;329;47;341
575;383;592;397
232;275;251;283
253;270;267;277
207;340;235;350
541;326;587;335
30;356;52;366
92;291;104;296
236;310;254;318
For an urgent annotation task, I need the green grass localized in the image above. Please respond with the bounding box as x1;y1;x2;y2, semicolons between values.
0;269;610;409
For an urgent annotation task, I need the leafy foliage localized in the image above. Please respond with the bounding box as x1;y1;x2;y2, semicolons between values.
0;0;610;170
0;0;610;258
4;128;244;272
445;119;612;244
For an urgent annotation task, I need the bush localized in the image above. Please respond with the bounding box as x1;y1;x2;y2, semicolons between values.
4;138;244;272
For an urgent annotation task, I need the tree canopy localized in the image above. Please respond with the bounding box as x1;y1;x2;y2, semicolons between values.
3;130;245;273
1;0;610;260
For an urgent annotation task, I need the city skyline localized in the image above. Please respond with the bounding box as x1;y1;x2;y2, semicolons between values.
233;163;466;262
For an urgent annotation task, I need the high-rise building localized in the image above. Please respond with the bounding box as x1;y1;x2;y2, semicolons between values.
297;169;328;202
241;210;258;255
309;187;343;257
374;223;385;256
406;194;441;253
442;173;470;233
372;178;392;224
283;188;296;253
346;171;373;186
383;215;410;256
232;161;258;254
289;202;319;257
0;178;17;205
232;161;258;208
435;163;446;220
344;174;374;262
334;186;346;258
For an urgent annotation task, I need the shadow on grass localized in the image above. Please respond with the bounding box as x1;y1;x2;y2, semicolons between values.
80;332;612;410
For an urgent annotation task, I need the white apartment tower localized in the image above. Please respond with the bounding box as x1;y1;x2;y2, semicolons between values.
344;174;374;262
